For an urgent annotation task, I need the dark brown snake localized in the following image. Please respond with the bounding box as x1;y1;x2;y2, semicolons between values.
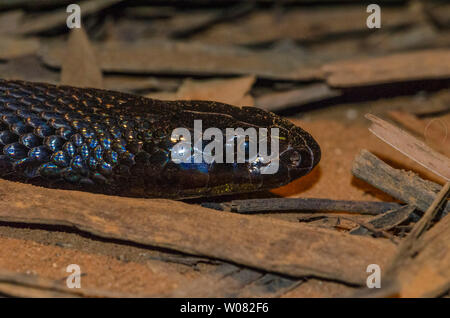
0;79;321;199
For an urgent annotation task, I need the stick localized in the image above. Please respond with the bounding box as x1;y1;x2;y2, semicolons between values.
350;204;417;236
203;198;402;215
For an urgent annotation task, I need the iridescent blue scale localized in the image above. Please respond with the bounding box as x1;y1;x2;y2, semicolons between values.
112;140;126;154
70;133;83;147
62;142;76;157
35;124;54;138
92;172;107;183
30;104;52;113
38;162;61;178
26;117;47;128
5;102;21;111
28;146;51;162
41;112;64;121
2;114;21;125
94;145;103;161
0;131;18;145
99;161;113;175
62;167;81;183
86;137;98;149
56;127;74;140
71;155;86;171
80;144;90;160
71;120;89;130
16;109;36;119
104;150;118;164
11;122;30;135
88;156;98;169
80;126;95;138
51;150;70;167
110;127;122;138
20;133;41;148
49;118;71;129
14;158;40;178
0;109;14;116
100;137;111;150
44;135;64;152
4;142;28;159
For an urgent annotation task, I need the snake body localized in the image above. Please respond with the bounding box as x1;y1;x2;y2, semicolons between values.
0;79;320;199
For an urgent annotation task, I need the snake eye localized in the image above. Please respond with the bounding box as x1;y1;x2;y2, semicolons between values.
290;151;301;166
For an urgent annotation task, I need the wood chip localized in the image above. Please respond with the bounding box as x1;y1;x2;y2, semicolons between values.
0;269;135;297
388;110;450;157
0;179;396;285
352;150;450;216
39;40;322;81
14;0;123;35
323;50;450;87
366;114;450;181
0;36;40;60
103;75;180;93
192;7;419;45
147;76;255;106
0;9;23;35
350;205;417;236
255;84;341;112
389;185;450;297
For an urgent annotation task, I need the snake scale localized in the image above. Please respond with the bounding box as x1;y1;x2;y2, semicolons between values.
0;79;320;199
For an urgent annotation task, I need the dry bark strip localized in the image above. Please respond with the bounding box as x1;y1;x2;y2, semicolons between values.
388;111;450;157
0;269;135;297
323;49;450;87
0;10;24;35
390;181;450;266
352;150;450;216
166;264;263;298
366;114;450;181
191;7;419;45
234;273;302;298
364;187;450;298
255;84;341;112
61;28;103;89
14;0;123;35
0;179;396;285
349;205;417;236
39;40;321;81
0;36;40;60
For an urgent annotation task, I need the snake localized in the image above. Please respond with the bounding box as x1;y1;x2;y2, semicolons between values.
0;79;321;199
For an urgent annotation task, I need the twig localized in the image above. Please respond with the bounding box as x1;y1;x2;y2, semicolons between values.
203;198;402;215
350;204;417;236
